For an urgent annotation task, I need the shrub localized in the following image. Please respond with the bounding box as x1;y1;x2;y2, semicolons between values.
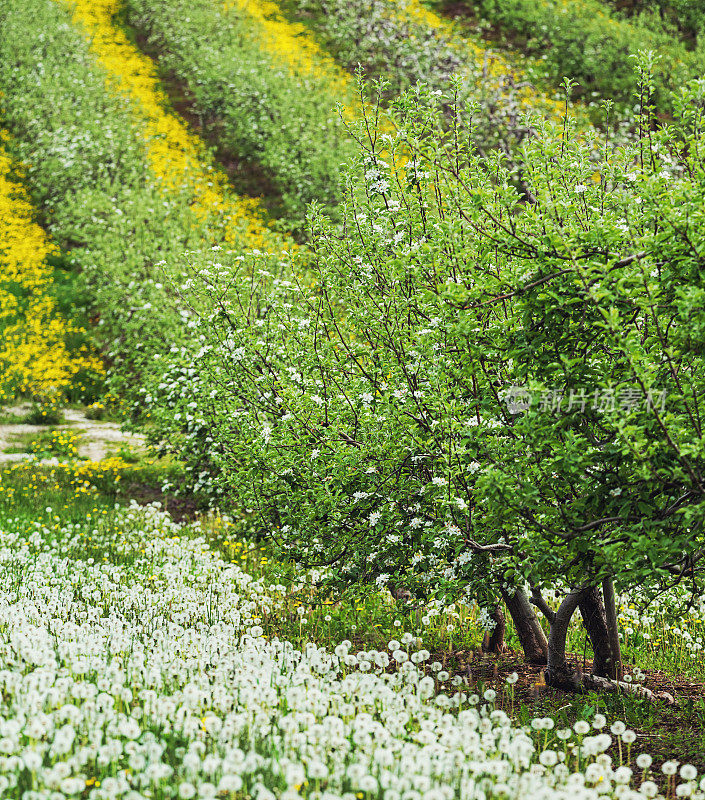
610;0;705;45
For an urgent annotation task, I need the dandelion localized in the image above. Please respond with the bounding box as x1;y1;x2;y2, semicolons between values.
636;754;652;770
0;484;699;800
392;649;408;663
614;766;632;784
681;765;698;781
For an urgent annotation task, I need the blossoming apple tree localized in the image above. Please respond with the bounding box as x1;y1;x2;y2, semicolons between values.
173;74;705;691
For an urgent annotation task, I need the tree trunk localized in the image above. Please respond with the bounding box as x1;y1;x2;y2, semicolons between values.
602;578;623;680
578;585;622;680
501;587;548;664
545;588;584;691
482;603;507;654
540;586;669;700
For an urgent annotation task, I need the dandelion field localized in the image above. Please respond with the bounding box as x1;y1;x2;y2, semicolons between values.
1;0;705;798
0;461;703;800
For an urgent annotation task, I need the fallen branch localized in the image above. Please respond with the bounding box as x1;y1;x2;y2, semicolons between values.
581;674;675;704
544;671;676;704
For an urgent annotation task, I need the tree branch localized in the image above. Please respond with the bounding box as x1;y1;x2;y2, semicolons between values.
530;585;556;623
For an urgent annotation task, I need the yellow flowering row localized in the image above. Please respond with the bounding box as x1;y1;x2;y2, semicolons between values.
229;0;552;116
0;133;103;405
227;0;355;111
236;0;583;136
54;0;288;253
228;0;585;191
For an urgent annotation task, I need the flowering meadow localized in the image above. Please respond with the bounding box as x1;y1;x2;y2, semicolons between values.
0;470;702;800
1;0;705;796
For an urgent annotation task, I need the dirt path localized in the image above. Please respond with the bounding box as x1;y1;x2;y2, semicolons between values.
0;405;146;465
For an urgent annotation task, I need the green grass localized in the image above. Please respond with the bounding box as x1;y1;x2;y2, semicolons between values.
0;406;64;426
1;430;32;454
0;465;117;528
4;455;701;686
0;452;181;525
20;405;64;425
509;672;705;777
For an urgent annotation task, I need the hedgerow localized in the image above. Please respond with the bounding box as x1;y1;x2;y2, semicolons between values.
276;0;593;158
436;0;705;111
123;0;359;231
